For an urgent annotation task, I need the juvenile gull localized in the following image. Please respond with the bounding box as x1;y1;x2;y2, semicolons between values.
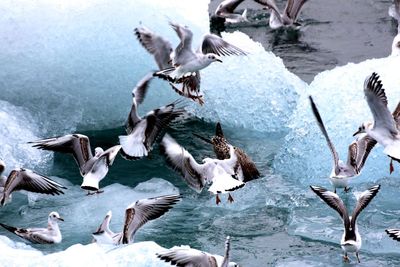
157;236;238;267
194;122;260;182
254;0;309;29
0;167;66;206
215;0;248;23
92;194;180;245
119;73;185;160
0;211;63;244
310;185;380;263
134;26;203;104
309;96;376;193
160;134;244;205
29;134;121;193
353;72;400;173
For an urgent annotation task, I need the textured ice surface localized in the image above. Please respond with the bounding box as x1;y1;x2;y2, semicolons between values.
274;56;400;184
0;0;304;134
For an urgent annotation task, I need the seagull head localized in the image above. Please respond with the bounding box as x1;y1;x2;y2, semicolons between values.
353;122;370;136
206;53;223;63
49;211;64;222
0;159;5;175
391;34;400;57
94;147;104;156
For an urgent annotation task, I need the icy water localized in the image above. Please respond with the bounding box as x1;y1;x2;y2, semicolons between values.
1;0;400;266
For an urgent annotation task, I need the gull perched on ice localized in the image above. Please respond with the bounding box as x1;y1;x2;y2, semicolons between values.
29;134;121;193
119;73;184;160
134;26;203;104
160;134;244;205
353;72;400;173
0;211;64;244
152;22;247;103
389;0;400;56
310;185;380;263
92;194;180;245
309;96;376;193
0;161;66;206
157;236;238;267
254;0;309;29
215;0;248;23
194;122;260;182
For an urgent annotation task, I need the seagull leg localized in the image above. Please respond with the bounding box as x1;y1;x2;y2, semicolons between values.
216;194;221;205
96;190;104;194
356;252;361;263
343;253;349;263
344;187;351;193
390;159;394;174
334;188;336;194
227;193;234;203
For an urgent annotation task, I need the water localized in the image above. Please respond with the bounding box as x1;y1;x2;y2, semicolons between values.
1;0;400;266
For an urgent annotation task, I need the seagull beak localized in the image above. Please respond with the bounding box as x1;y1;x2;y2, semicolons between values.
353;130;361;137
216;58;223;63
58;217;64;222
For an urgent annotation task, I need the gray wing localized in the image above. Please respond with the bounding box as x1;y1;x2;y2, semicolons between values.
134;26;173;70
386;229;400;242
120;194;181;244
160;134;207;193
309;96;340;175
169;22;196;66
1;169;66;205
29;134;93;171
364;73;398;135
216;0;246;14
254;0;281;16
310;186;350;230
346;134;377;174
351;185;380;227
93;211;113;235
282;0;308;22
0;223;53;244
392;101;400;130
157;248;217;267
200;34;248;56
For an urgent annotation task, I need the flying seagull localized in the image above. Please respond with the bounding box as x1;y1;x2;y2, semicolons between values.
92;194;180;245
353;72;400;173
389;0;400;56
0;167;66;206
0;211;64;244
194;122;260;182
157;236;239;267
29;134;121;193
119;73;185;160
134;26;203;105
254;0;309;29
309;96;376;192
160;134;244;205
310;185;380;263
215;0;248;24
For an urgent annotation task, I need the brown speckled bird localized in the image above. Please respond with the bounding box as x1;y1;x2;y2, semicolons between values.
194;122;260;182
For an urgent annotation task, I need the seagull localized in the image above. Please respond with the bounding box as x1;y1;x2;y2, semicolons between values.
309;96;377;193
160;134;244;205
0;211;64;244
353;72;400;174
215;0;248;24
194;122;260;182
134;26;203;105
29;134;121;193
157;236;239;267
92;194;180;245
389;0;400;56
386;229;400;241
153;22;247;102
254;0;309;29
0;167;67;206
119;73;185;160
310;185;380;263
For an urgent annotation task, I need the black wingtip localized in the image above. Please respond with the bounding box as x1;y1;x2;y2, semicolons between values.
215;122;224;137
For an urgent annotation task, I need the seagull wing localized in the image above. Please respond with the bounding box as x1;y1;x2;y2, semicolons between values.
364;73;398;136
346;134;377;174
386;229;400;242
200;34;248;56
29;134;93;172
254;0;281;16
283;0;308;22
134;26;173;70
93;211;114;236
309;96;340;175
350;185;380;227
157;247;218;267
120;194;181;244
310;186;350;229
169;22;196;66
160;134;207;192
392;101;400;130
389;0;400;22
217;0;246;13
0;223;53;244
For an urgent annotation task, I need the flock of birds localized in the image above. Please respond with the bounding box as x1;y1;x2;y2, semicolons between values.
1;0;400;266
